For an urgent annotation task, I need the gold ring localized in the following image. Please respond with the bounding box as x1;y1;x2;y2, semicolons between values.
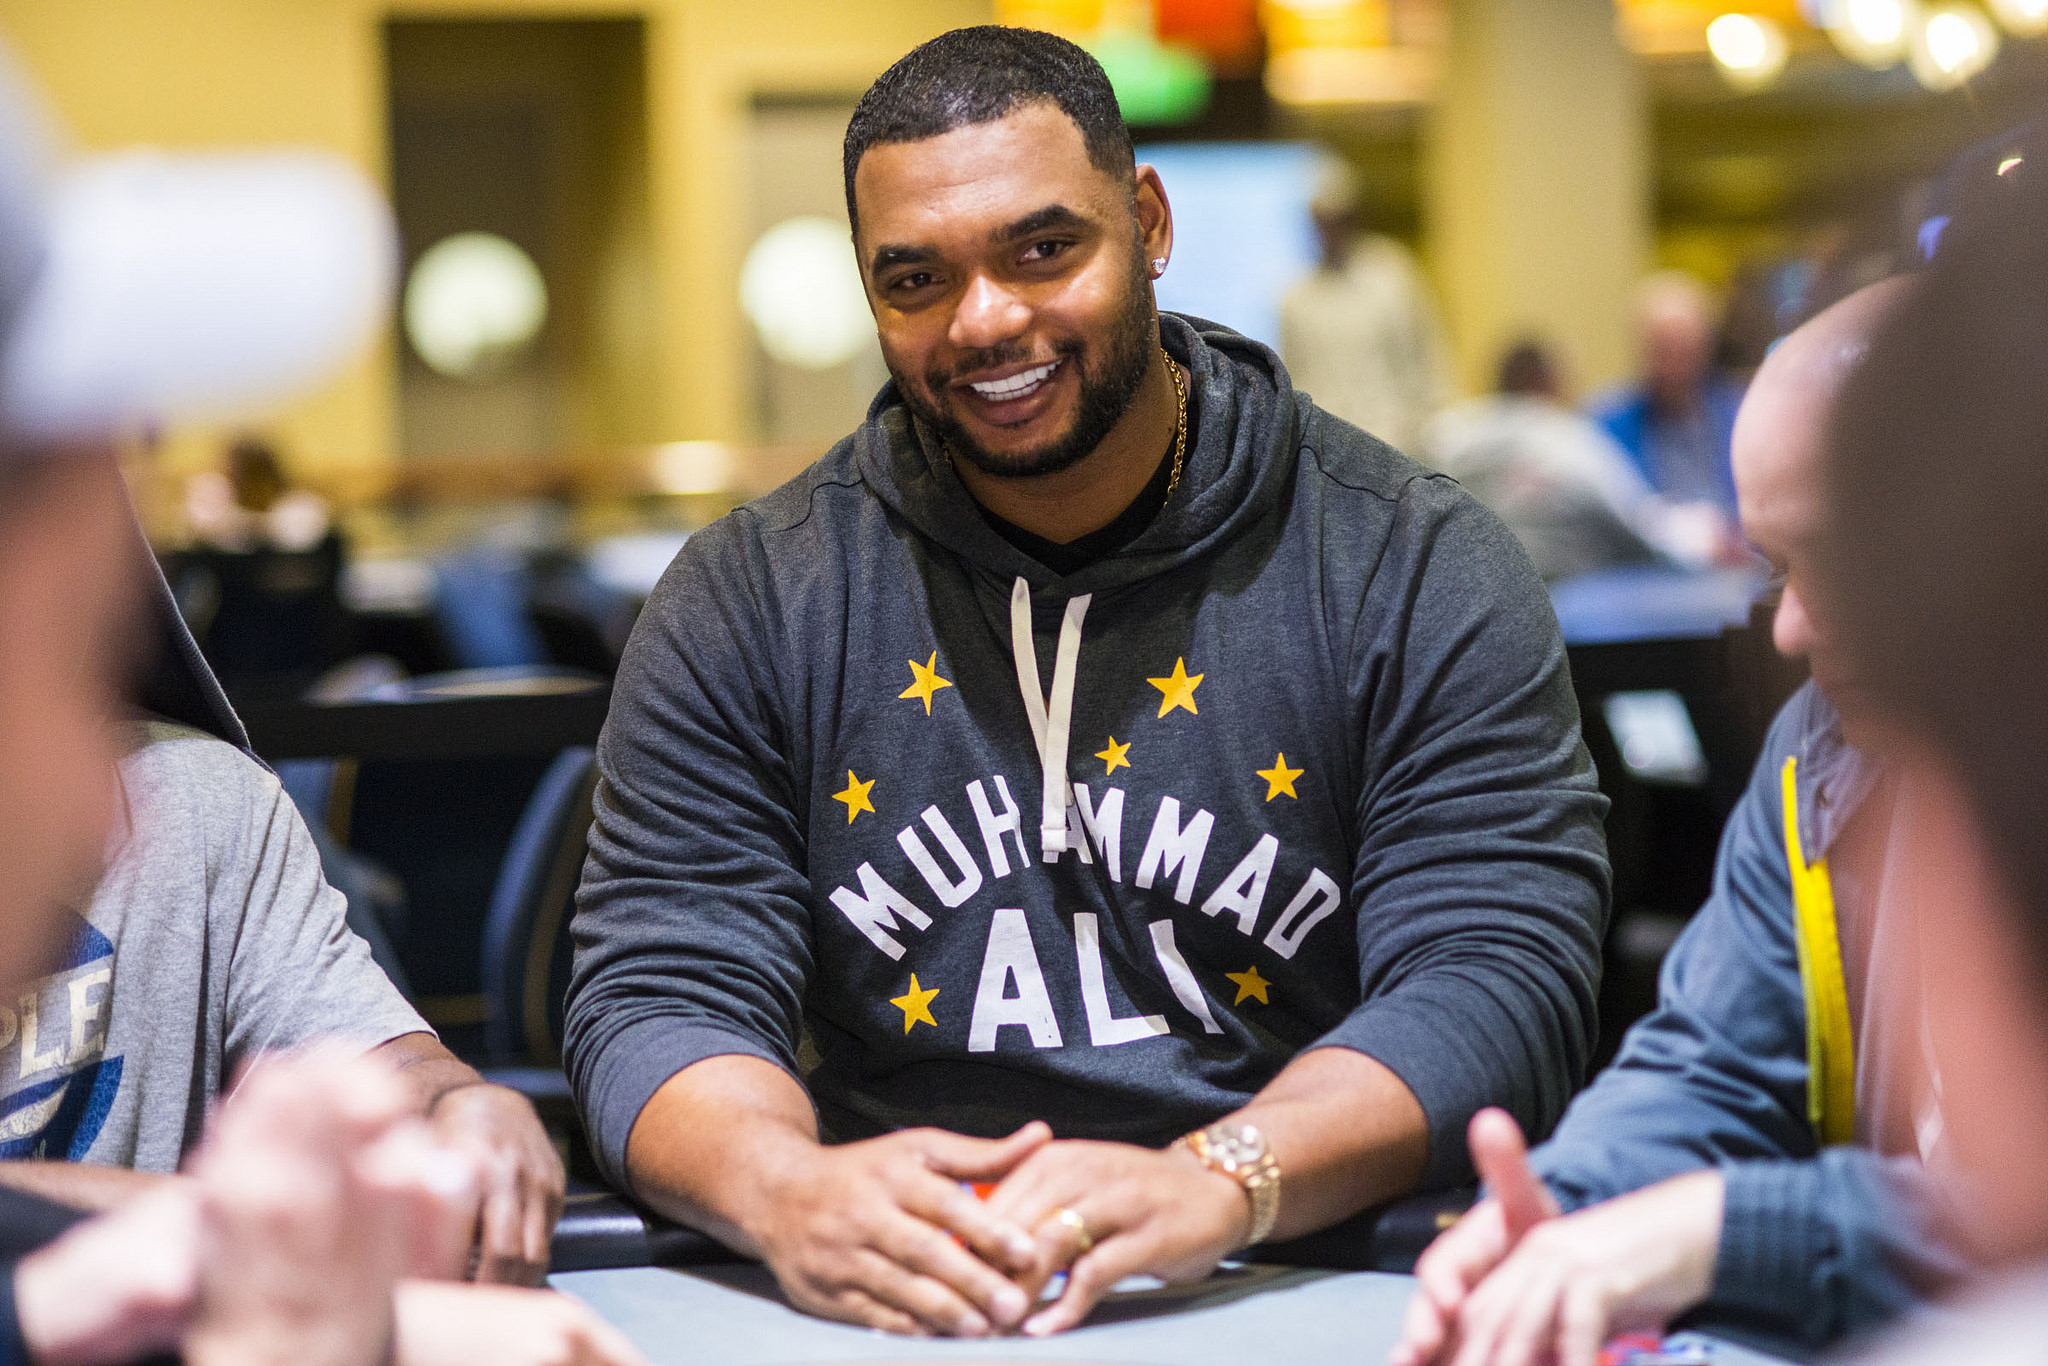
1052;1206;1094;1255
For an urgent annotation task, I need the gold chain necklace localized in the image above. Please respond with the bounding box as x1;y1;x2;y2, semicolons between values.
1161;343;1187;501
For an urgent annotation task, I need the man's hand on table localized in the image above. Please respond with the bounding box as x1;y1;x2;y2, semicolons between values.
374;1033;566;1285
428;1083;567;1285
1394;1109;1723;1366
744;1122;1051;1338
981;1137;1252;1337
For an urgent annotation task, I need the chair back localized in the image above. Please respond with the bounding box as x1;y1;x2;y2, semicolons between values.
482;746;599;1065
319;667;604;1055
177;533;350;697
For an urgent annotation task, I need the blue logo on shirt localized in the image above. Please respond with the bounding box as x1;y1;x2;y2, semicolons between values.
0;918;124;1160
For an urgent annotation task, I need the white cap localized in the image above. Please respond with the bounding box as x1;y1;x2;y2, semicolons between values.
0;50;394;442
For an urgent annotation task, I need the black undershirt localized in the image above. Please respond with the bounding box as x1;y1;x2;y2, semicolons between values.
977;407;1192;576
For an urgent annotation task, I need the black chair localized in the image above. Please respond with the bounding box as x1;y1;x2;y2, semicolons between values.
170;534;353;702
481;744;597;1068
242;668;610;1058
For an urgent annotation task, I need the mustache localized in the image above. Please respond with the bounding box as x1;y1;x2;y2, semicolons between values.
929;336;1084;389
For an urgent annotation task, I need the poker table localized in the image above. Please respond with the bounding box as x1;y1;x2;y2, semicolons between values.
548;1193;1801;1366
553;1262;1796;1366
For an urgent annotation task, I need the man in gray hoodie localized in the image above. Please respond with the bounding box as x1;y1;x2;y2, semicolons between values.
566;25;1609;1339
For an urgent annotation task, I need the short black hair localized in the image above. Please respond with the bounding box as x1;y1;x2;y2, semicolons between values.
843;26;1134;236
1818;140;2048;982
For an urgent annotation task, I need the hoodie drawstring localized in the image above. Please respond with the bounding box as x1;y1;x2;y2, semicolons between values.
1010;576;1089;860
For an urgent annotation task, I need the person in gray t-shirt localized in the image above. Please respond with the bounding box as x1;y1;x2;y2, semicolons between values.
0;718;567;1285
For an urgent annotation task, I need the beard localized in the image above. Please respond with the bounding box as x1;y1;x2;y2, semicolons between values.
893;246;1157;481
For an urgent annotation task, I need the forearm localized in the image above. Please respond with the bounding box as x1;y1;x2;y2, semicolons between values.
0;1161;174;1213
1230;1045;1427;1241
372;1032;488;1113
622;1054;820;1255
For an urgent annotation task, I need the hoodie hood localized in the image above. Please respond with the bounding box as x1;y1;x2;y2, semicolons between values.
134;512;251;758
853;313;1306;596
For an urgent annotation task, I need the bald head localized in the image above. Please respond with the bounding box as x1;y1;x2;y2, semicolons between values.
1734;279;1905;507
1734;278;1909;722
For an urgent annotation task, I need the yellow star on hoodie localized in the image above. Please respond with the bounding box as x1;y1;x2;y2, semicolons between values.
890;975;940;1032
833;770;876;823
1148;658;1203;717
898;652;953;715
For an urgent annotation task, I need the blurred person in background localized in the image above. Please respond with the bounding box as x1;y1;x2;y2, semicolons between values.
1810;140;2048;1366
1591;271;1744;516
184;433;332;553
1420;338;1731;582
173;431;349;701
1279;156;1452;456
0;44;638;1366
1392;278;1967;1366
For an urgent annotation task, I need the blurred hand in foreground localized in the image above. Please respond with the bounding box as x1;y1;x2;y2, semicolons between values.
394;1282;647;1366
1393;1108;1724;1366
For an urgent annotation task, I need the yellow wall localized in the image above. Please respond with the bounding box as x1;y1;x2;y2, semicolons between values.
0;0;989;478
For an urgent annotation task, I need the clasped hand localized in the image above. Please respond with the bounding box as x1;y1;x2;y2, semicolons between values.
746;1123;1251;1338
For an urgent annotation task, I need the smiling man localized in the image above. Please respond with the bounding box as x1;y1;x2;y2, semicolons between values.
565;26;1608;1339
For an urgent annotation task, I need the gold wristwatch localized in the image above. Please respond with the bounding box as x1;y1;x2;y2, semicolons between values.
1176;1120;1281;1247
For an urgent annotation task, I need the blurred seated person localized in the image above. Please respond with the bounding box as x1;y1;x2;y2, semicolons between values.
173;435;348;699
1393;279;1966;1366
1420;339;1732;582
0;542;565;1285
1280;156;1452;456
184;434;331;552
569;26;1607;1344
1807;150;2048;1366
0;71;635;1365
1590;272;1744;515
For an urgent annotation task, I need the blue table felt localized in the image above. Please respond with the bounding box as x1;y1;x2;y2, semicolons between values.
554;1263;1796;1366
1551;565;1767;646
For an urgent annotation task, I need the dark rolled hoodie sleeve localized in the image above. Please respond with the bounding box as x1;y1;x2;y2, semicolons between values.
1316;469;1611;1187
564;517;817;1189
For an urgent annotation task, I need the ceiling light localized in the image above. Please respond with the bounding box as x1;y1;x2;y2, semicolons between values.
1988;0;2048;32
403;232;548;380
1909;2;2000;87
738;216;872;370
1826;0;1921;65
1707;14;1791;86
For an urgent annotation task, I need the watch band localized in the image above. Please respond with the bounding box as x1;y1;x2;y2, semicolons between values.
1178;1122;1281;1247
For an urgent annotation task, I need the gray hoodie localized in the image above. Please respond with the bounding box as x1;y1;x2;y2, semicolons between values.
565;314;1611;1191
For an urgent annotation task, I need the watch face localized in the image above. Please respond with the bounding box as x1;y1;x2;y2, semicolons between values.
1207;1123;1265;1168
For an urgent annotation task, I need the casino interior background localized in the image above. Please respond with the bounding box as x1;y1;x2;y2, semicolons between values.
2;0;2039;1075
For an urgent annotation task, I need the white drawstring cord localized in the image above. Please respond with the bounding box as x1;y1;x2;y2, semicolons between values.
1009;576;1089;860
